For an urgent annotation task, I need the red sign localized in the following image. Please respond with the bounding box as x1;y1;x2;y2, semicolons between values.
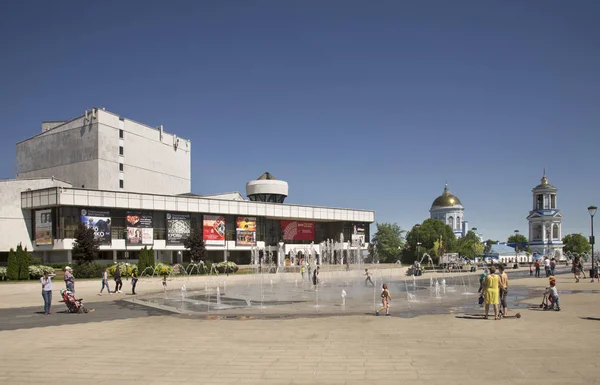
280;221;314;241
203;215;226;245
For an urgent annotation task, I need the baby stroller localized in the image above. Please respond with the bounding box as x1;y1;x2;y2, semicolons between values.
60;289;90;313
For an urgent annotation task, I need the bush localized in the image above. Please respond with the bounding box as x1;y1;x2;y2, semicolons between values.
6;249;17;280
154;262;172;277
0;267;6;281
215;261;238;274
49;262;70;269
30;257;44;266
28;265;55;279
73;262;107;279
108;263;138;277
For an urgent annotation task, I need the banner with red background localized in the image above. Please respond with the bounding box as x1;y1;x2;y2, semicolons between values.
280;221;314;241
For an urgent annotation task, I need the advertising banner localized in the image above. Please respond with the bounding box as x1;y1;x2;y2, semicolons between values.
126;212;153;245
35;209;53;246
203;215;226;246
280;221;315;241
352;234;366;247
166;213;191;245
236;217;257;246
81;209;111;244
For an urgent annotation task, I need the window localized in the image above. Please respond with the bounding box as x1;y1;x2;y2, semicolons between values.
119;180;124;189
119;163;124;172
119;129;124;139
119;146;124;155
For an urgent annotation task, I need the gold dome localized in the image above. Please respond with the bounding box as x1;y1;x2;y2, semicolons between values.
534;170;556;190
431;185;462;208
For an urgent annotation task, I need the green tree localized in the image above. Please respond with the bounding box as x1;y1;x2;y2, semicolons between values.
184;230;206;262
507;234;528;252
371;223;406;263
17;245;31;280
483;239;498;254
72;223;100;264
147;247;155;268
6;248;18;280
138;247;149;275
562;233;591;255
456;231;484;259
406;219;456;261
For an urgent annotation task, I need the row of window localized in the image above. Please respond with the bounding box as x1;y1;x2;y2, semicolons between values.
119;129;124;189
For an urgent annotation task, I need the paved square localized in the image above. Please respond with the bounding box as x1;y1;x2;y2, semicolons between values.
1;270;599;385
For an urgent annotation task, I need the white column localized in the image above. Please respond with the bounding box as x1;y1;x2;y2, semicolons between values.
112;250;117;263
223;249;227;262
66;250;72;264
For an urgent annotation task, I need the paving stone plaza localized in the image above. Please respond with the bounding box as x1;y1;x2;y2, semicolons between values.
1;266;600;385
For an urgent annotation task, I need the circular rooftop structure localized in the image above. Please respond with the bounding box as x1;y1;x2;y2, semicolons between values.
246;172;288;203
431;185;462;208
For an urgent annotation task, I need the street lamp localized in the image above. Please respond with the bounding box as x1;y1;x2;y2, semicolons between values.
588;206;597;282
414;224;421;262
514;230;520;263
472;227;478;260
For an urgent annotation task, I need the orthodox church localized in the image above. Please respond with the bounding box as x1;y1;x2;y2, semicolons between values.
430;184;468;238
526;171;563;259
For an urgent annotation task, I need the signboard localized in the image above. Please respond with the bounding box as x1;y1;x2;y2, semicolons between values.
203;215;226;245
166;213;191;245
236;217;257;246
35;209;53;245
351;234;365;247
81;209;111;244
126;212;153;245
280;221;314;241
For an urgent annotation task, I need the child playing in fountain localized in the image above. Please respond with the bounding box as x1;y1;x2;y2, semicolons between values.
365;269;374;286
162;275;167;292
376;284;391;316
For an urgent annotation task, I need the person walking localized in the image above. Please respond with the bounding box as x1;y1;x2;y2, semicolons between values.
98;268;112;295
482;266;500;320
550;258;556;276
41;271;56;315
498;265;509;317
114;266;123;293
529;263;534;276
162;275;168;292
544;257;551;277
376;283;391;316
535;259;541;278
364;269;374;286
478;267;488;293
300;265;305;280
131;268;138;295
64;266;75;294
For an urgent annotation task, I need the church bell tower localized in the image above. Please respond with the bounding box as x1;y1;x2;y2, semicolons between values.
526;170;563;259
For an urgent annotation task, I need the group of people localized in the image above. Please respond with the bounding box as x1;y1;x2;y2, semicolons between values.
98;265;139;296
40;266;75;315
530;257;557;278
479;265;509;320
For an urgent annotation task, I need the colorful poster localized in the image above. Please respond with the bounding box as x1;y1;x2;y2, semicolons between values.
166;213;191;245
126;212;153;245
280;221;315;241
81;209;111;244
352;234;365;247
203;215;226;245
236;217;257;246
35;209;53;246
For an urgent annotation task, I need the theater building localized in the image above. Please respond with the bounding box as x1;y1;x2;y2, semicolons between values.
1;108;374;265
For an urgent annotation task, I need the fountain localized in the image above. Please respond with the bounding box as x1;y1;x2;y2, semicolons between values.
435;280;441;299
341;290;346;307
441;279;446;295
216;287;221;307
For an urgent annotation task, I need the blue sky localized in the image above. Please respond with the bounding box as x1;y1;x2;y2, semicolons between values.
1;1;598;242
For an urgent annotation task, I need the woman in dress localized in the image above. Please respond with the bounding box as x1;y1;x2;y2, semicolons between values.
483;266;500;320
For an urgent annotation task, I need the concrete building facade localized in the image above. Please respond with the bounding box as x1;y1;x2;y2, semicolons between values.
16;108;191;196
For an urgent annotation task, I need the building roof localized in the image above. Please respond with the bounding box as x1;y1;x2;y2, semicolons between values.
431;184;462;208
487;244;517;256
257;172;277;180
533;170;557;190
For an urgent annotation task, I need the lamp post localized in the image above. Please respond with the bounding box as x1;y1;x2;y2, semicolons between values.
123;229;129;281
588;206;597;282
472;227;478;261
514;230;520;263
414;224;421;262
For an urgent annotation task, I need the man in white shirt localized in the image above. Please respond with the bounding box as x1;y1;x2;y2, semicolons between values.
40;271;57;315
544;258;551;277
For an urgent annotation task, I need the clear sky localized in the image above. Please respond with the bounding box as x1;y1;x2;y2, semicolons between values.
1;1;598;242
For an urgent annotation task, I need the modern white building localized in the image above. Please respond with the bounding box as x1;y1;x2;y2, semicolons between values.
1;109;374;265
429;184;468;238
526;171;563;259
16;108;191;196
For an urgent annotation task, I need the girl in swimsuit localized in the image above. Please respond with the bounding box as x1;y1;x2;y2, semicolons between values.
376;284;391;316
